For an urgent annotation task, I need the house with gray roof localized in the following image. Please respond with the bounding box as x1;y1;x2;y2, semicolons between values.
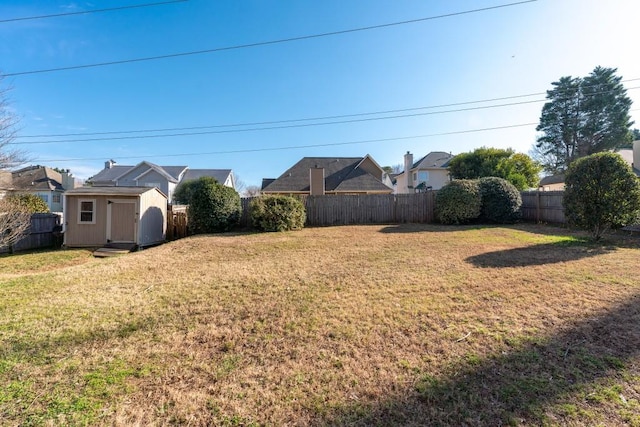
537;140;640;191
7;166;78;212
88;160;236;203
261;155;393;195
394;151;454;194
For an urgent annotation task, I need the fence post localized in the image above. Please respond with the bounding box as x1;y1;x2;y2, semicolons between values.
536;191;541;223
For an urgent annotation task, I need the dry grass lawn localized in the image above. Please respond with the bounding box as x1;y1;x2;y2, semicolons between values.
1;224;639;426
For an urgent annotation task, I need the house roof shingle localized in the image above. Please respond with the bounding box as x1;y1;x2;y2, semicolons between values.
182;169;232;184
411;151;453;170
262;156;392;193
11;166;64;191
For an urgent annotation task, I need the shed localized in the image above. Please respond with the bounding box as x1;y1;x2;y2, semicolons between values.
63;187;167;248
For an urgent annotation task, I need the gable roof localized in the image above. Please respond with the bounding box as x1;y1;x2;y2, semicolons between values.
182;169;233;184
539;174;565;186
262;156;392;193
90;165;135;183
11;166;64;191
90;162;187;184
411;151;453;170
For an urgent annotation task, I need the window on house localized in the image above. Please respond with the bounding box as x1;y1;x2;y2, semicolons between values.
412;172;417;182
417;171;429;183
144;182;161;189
52;194;61;203
78;199;96;224
40;194;48;203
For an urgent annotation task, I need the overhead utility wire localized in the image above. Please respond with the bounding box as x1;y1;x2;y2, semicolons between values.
8;99;550;145
0;1;188;24
13;85;640;145
17;78;640;140
4;0;536;77
35;122;538;163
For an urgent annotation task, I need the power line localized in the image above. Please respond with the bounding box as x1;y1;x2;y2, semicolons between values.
8;99;549;145
16;79;640;140
0;1;188;24
34;122;539;163
12;85;640;145
4;0;537;77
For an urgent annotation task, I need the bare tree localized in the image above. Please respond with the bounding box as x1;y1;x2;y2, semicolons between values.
0;197;30;249
1;75;30;249
244;185;262;197
1;75;27;169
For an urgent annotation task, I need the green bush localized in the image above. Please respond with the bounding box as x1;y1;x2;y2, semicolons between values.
250;195;306;231
563;152;640;240
187;177;241;233
7;193;50;213
435;180;481;224
478;177;522;223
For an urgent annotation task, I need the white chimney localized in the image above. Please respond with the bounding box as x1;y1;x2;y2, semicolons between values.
105;159;116;169
404;151;414;191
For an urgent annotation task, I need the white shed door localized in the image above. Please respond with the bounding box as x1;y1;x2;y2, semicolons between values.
108;201;136;243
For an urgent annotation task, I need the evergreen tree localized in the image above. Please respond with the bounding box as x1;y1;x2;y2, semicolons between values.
535;67;633;173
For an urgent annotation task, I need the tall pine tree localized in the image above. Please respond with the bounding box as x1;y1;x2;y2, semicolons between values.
535;67;633;174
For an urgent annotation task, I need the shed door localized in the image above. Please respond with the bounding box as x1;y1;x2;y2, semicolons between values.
107;200;136;243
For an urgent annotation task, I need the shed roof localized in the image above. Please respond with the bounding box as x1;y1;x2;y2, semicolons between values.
65;186;167;198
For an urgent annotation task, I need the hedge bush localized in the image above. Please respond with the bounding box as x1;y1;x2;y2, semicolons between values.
250;195;306;231
188;177;241;233
478;177;522;223
564;152;640;240
7;193;50;213
435;180;481;224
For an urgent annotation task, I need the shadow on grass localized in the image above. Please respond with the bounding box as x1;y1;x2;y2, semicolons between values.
378;223;486;234
466;240;616;267
316;294;640;426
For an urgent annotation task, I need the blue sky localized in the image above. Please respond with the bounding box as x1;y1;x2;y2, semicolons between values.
2;0;639;186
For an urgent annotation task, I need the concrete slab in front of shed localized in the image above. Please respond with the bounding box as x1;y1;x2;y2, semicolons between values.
93;243;137;258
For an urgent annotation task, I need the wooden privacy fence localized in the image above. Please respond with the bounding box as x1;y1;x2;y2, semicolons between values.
1;213;61;253
167;205;188;240
520;191;566;224
240;191;568;227
240;193;435;227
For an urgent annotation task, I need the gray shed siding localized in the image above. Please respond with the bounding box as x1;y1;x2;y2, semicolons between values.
137;188;167;246
64;195;112;247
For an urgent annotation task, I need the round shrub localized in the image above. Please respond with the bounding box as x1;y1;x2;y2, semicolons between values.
188;177;241;233
435;180;481;224
250;195;306;232
8;193;50;213
478;177;522;223
564;152;640;240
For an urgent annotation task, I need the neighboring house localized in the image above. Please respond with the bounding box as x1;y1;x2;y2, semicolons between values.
394;151;454;194
618;140;640;176
261;155;393;195
63;186;167;248
88;160;236;203
538;141;640;191
0;170;12;199
538;174;565;191
8;166;78;212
